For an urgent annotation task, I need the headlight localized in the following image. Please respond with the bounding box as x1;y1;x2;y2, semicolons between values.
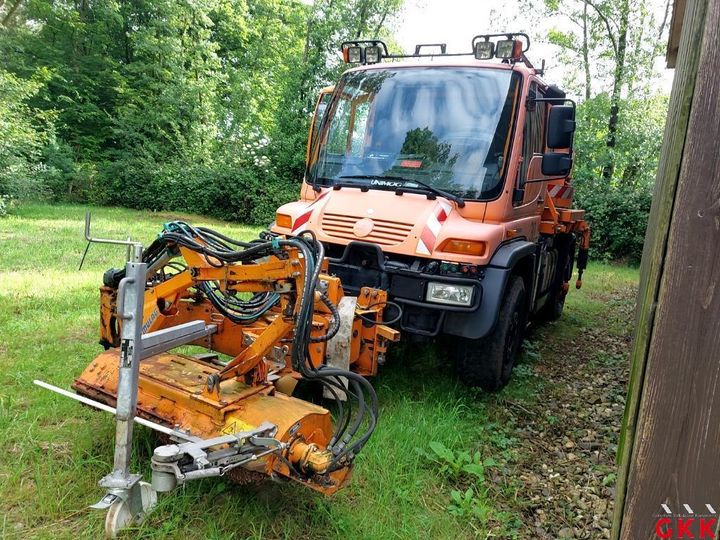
426;282;473;306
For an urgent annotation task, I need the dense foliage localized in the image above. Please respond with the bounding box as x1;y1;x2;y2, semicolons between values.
1;0;670;261
535;0;670;262
0;0;401;223
572;93;668;262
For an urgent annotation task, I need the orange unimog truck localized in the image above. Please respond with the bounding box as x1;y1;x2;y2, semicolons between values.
273;34;590;391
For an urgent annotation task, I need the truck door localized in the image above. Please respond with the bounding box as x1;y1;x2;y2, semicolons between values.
513;82;547;219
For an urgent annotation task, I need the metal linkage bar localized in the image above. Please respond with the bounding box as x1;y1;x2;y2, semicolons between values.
140;321;217;360
33;380;199;442
150;422;283;492
84;212;143;250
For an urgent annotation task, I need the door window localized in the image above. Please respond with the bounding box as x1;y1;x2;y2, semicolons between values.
520;82;546;184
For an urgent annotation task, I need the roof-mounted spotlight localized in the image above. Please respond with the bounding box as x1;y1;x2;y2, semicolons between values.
495;38;524;60
364;45;382;64
337;35;531;66
471;33;530;63
343;45;363;64
341;40;389;65
474;40;494;60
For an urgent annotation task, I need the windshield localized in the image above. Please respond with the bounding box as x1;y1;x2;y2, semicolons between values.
308;67;521;201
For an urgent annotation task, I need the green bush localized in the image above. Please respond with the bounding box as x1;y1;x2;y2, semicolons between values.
95;159;299;226
575;182;652;264
0;194;13;217
41;139;93;202
0;163;50;200
569;94;666;264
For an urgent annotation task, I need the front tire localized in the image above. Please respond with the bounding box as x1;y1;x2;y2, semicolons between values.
455;276;528;391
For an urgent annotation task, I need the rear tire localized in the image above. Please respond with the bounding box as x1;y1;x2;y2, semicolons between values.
538;282;566;321
455;276;528;391
538;242;574;321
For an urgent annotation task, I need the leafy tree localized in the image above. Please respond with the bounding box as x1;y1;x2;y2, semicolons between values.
516;0;670;261
113;0;223;164
0;0;403;222
535;0;669;179
0;67;54;198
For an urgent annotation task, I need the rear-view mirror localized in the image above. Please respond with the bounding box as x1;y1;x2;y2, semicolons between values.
541;152;573;177
547;105;576;149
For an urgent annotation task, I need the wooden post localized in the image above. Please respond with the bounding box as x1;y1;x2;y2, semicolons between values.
612;0;720;537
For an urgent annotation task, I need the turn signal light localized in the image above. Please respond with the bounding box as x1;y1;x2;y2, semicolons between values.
275;213;293;229
439;239;487;256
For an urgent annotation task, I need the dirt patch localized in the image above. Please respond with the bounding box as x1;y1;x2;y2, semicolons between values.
494;286;636;539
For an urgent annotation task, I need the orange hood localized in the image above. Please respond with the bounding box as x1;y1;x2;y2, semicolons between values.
274;188;504;265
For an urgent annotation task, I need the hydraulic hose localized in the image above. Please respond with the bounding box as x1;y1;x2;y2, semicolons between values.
310;293;341;343
142;222;380;474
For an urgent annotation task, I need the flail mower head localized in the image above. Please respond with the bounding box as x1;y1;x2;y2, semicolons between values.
37;215;399;537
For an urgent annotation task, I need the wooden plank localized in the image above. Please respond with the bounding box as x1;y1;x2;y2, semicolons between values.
615;0;720;536
611;0;711;536
667;0;687;68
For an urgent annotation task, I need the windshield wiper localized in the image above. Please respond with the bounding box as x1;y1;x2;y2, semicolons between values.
338;175;465;208
310;176;335;192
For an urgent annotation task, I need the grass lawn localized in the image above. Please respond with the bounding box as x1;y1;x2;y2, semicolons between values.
0;203;639;539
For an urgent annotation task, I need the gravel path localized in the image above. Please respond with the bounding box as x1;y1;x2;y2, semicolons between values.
492;283;636;539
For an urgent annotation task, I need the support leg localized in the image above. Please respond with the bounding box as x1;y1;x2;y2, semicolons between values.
91;248;155;537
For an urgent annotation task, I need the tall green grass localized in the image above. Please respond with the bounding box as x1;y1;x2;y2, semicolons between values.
0;204;639;539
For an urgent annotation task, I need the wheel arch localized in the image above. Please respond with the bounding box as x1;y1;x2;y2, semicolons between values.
491;240;536;306
488;240;537;269
508;251;535;309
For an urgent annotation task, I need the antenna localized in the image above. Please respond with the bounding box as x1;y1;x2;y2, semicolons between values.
538;59;546;77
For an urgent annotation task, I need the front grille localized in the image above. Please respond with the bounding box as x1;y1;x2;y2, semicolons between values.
321;213;414;246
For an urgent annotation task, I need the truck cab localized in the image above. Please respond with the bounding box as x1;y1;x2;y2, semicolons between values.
273;35;590;391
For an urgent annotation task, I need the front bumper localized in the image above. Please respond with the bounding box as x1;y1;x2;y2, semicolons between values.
327;242;510;340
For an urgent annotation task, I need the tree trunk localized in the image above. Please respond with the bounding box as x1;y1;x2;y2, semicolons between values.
1;0;23;27
373;8;389;36
303;8;313;65
602;0;629;180
582;1;592;100
355;0;370;38
122;4;132;65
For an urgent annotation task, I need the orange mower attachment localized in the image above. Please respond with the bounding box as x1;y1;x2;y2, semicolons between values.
36;214;399;537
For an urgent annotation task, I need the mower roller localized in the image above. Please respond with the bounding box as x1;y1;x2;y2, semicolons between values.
37;214;399;537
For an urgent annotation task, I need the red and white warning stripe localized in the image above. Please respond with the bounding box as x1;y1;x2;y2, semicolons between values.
547;184;574;199
416;200;452;255
291;191;329;233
